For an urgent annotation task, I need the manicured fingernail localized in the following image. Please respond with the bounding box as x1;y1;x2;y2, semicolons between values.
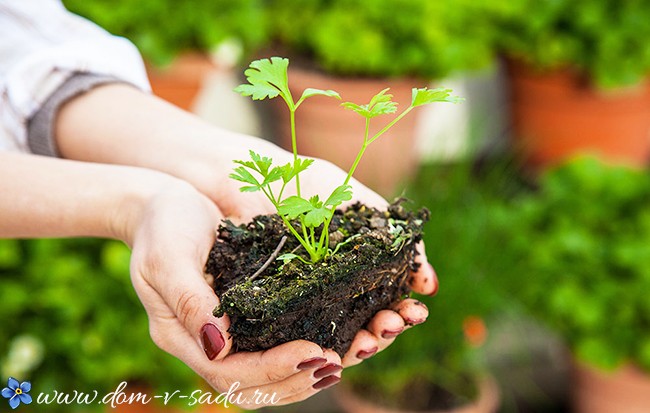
405;318;426;326
381;328;404;339
297;357;327;370
356;347;378;359
313;375;341;390
201;323;225;360
313;363;342;379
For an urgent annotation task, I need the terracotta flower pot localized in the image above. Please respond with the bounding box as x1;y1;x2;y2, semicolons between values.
505;59;650;170
146;53;220;112
573;362;650;413
335;377;500;413
273;65;424;197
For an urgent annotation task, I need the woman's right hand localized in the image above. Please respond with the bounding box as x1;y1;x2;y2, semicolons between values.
127;181;342;409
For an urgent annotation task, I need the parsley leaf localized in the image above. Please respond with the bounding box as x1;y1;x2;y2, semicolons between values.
411;87;464;107
234;57;292;104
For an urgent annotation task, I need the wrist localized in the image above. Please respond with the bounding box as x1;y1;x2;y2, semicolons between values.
108;169;195;246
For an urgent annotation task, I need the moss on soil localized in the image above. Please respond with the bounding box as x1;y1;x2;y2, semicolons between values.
207;201;429;356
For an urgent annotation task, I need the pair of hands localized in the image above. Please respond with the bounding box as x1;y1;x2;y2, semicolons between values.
48;82;437;408
127;143;437;408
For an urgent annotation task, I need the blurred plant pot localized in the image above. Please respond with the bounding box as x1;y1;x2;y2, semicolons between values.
573;362;650;413
505;59;650;170
273;64;423;197
335;376;500;413
146;53;220;112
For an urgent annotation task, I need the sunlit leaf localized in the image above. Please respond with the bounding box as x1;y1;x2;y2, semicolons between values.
411;87;463;107
234;57;291;103
325;185;353;207
277;196;313;219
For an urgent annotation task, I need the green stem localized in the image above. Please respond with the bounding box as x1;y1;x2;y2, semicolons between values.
368;106;413;145
279;214;317;261
343;118;371;186
290;109;301;197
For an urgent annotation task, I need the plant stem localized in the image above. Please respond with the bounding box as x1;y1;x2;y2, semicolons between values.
368;106;413;145
343;118;371;186
290;109;301;197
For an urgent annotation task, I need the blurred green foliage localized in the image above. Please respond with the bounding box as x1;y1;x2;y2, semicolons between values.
269;0;503;79
345;159;519;408
498;157;650;372
63;0;268;66
0;239;197;412
493;0;650;88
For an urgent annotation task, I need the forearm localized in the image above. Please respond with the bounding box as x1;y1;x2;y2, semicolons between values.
54;84;278;199
0;152;178;244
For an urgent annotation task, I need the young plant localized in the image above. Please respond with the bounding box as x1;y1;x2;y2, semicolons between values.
231;57;462;264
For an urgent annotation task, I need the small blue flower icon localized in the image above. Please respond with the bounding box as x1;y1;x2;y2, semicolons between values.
2;377;32;409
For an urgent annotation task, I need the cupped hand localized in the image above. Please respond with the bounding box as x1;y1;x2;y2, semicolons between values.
127;181;342;408
194;137;438;368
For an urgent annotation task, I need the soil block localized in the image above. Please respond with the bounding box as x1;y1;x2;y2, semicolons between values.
207;201;429;356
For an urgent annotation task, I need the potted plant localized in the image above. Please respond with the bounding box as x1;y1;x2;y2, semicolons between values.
498;157;650;412
0;238;224;412
206;57;460;356
63;0;268;111
260;0;497;196
493;0;650;169
330;161;509;413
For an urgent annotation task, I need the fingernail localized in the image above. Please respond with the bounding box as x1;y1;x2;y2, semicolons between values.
297;357;327;370
313;363;342;379
381;328;404;339
201;323;225;360
404;317;426;326
356;347;378;359
313;375;341;390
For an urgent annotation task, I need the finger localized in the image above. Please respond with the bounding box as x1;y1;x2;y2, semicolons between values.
148;256;232;361
342;329;379;367
234;349;342;408
409;242;438;296
393;298;429;328
217;340;328;388
365;309;406;351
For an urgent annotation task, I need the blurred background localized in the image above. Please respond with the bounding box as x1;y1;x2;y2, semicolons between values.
2;0;650;412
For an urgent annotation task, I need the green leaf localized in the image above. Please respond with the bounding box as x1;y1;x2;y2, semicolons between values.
325;185;353;207
411;87;464;107
341;88;397;118
230;166;261;187
234;57;292;103
281;158;314;184
304;207;330;227
296;88;341;107
277;196;313;219
262;166;284;185
249;150;273;176
277;253;311;265
308;195;323;208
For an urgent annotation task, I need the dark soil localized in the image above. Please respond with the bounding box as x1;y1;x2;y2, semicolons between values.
206;201;429;356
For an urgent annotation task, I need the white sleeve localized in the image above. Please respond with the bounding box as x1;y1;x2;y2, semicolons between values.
0;0;151;153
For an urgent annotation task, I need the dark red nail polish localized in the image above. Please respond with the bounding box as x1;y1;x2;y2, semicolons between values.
381;328;404;339
313;363;342;379
297;357;327;370
356;347;379;359
404;317;426;326
313;375;341;390
201;323;225;360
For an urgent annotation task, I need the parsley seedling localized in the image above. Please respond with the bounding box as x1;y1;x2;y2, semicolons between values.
232;57;462;264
